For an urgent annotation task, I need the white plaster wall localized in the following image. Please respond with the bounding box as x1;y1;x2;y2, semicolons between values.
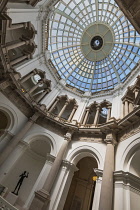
23;123;65;156
15;56;42;77
115;133;140;172
0;144;27;183
0;93;27;135
111;93;123;119
2;150;45;206
130;189;140;210
24;160;53;208
7;8;39;23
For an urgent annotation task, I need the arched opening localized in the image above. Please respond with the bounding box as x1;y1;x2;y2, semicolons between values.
129;149;140;177
63;156;98;210
1;137;52;208
51;96;67;117
87;105;96;124
98;107;108;124
0;110;9;136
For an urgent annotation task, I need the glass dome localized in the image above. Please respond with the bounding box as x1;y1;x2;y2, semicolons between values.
48;0;140;93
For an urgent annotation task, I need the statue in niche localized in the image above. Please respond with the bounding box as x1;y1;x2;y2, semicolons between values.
12;171;29;195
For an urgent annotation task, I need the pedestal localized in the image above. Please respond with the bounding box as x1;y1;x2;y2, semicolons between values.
5;192;18;205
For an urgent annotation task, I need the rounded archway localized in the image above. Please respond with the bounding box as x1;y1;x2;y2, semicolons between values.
1;135;53;206
129;149;140;177
63;156;98;210
0;110;9;137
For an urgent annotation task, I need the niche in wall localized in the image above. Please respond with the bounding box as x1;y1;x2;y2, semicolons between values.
1;138;52;207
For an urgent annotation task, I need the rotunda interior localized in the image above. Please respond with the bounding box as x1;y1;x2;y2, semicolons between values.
0;0;140;210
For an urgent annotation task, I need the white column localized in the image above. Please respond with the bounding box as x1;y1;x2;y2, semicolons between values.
7;23;27;30
28;81;43;94
20;71;35;83
92;173;102;210
36;89;48;103
67;105;78;122
99;133;116;210
129;102;133;113
124;100;129;116
83;108;90;125
57;101;69;118
6;40;30;51
93;106;100;126
48;97;60;113
41;84;60;106
29;132;72;210
10;54;30;66
107;106;111;122
50;162;78;210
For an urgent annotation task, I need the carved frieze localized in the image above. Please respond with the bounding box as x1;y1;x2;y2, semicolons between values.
118;120;140;141
78;137;103;143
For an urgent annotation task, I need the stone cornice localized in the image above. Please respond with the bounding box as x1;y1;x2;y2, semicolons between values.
62;160;78;173
114;171;140;192
94;168;103;178
1;73;140;142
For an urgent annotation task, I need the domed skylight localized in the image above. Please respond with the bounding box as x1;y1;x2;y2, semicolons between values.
48;0;140;93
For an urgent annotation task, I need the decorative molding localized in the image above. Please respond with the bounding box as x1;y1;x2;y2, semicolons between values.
78;137;103;143
114;171;140;193
94;168;103;178
46;153;55;163
62;160;78;173
118;118;140;141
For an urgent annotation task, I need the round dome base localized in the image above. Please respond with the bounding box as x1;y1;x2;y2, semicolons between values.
81;23;114;62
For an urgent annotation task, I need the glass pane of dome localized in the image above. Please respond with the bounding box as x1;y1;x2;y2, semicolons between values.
48;0;140;93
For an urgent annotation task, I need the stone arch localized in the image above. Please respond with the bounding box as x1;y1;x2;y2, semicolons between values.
61;145;103;210
99;99;112;107
23;132;57;156
1;132;57;206
86;101;99;125
0;104;18;134
67;145;103;169
98;99;112;124
121;137;140;172
48;95;78;122
20;68;51;103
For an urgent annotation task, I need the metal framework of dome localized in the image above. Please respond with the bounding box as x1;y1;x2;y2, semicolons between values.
48;0;140;93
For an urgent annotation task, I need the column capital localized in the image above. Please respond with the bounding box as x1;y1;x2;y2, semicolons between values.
74;104;78;109
56;96;60;101
29;112;40;123
44;88;50;93
33;68;39;75
65;100;69;105
64;132;72;141
96;105;101;110
104;132;117;145
35;189;50;202
38;80;43;84
86;107;90;111
133;86;140;92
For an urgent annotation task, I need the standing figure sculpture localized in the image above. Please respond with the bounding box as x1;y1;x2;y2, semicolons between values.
12;171;29;195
